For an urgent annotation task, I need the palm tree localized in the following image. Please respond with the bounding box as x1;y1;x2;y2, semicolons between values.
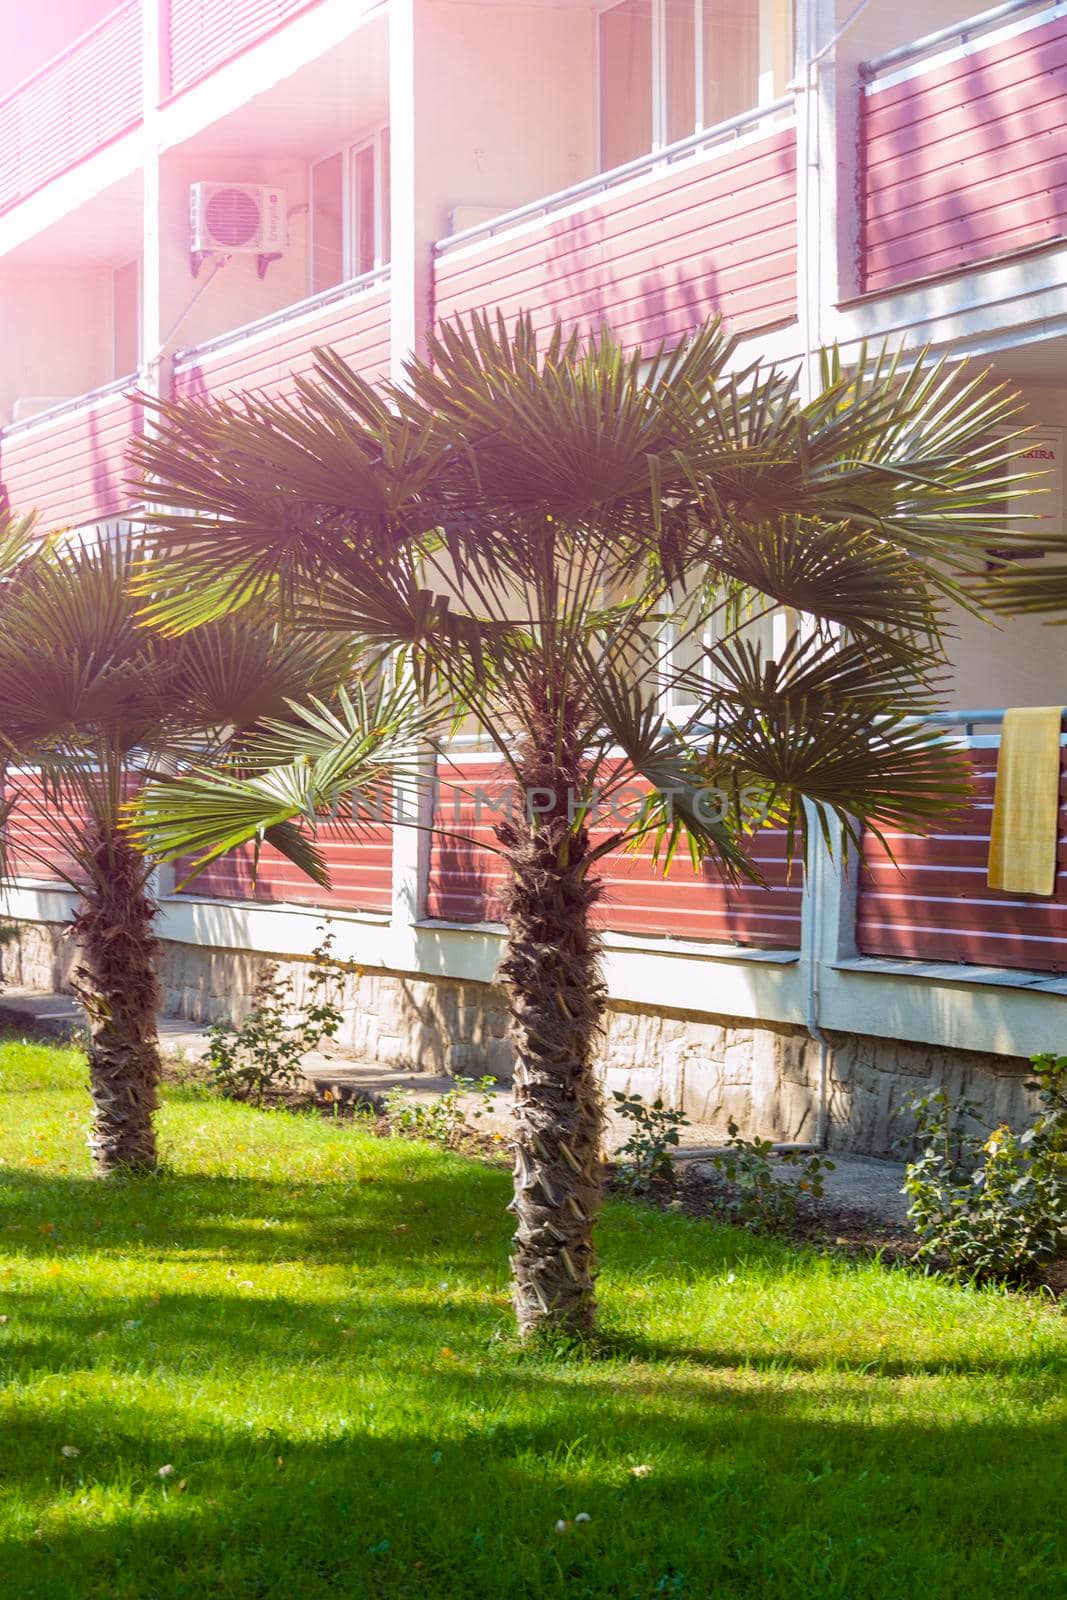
129;316;1024;1332
0;527;373;1174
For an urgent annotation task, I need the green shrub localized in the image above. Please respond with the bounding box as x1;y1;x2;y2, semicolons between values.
206;934;346;1105
709;1120;835;1231
611;1090;690;1190
902;1054;1067;1281
383;1074;498;1147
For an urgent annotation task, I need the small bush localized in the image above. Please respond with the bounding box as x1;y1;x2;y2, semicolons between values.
206;934;346;1105
611;1091;690;1190
383;1075;497;1148
902;1054;1067;1282
708;1119;835;1231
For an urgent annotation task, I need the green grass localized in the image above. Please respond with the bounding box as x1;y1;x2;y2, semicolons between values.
0;1039;1064;1600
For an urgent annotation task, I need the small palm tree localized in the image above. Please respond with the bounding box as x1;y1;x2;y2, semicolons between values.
130;316;1023;1332
0;527;364;1174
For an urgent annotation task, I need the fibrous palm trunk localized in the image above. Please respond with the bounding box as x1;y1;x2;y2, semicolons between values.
497;733;605;1338
71;826;163;1175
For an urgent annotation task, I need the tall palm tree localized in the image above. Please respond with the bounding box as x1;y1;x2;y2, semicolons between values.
130;316;1024;1332
0;527;382;1174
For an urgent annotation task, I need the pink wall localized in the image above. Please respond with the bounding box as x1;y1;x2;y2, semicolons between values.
862;10;1067;293
427;760;802;948
167;0;323;97
433;123;797;347
0;0;141;214
172;281;391;401
0;385;143;531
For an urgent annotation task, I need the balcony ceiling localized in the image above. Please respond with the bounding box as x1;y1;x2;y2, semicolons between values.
170;14;389;162
0;171;143;267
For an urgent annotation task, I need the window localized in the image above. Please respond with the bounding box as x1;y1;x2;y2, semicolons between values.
311;127;391;294
662;591;794;715
112;258;140;378
598;0;792;172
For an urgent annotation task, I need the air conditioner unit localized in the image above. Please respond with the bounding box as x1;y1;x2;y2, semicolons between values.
189;183;287;254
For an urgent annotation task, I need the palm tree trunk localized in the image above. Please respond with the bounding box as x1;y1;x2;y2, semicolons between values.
70;826;163;1175
497;738;605;1338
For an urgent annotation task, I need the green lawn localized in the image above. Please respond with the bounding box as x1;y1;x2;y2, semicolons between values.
0;1039;1064;1600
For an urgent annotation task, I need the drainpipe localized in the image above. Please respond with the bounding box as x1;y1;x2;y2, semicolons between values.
791;0;877;1146
804;811;832;1149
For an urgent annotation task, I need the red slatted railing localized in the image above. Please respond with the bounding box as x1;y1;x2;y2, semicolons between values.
174;823;393;915
426;758;803;948
857;739;1067;972
167;0;324;96
861;5;1067;293
172;273;391;403
434;111;797;348
0;2;142;215
0;379;144;533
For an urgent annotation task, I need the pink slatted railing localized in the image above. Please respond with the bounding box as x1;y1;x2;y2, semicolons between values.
0;2;141;215
434;110;797;348
426;758;802;949
167;0;324;96
861;4;1067;293
0;379;144;533
857;740;1067;973
172;273;391;404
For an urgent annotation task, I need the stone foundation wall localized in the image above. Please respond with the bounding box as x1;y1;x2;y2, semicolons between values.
1;920;1041;1155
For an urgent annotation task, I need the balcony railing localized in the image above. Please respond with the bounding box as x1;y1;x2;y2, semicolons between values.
172;267;392;402
858;712;1067;974
0;1;142;216
426;755;803;950
166;0;325;97
0;376;143;533
860;0;1067;293
433;100;797;349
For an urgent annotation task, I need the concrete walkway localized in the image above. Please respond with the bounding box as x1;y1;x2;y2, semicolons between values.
0;987;910;1224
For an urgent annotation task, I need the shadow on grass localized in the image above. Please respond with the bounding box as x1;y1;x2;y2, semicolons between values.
1;1158;1064;1385
0;1385;1063;1600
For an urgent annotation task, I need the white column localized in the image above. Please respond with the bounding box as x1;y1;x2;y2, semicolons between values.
387;0;437;953
140;0;166;399
388;0;435;381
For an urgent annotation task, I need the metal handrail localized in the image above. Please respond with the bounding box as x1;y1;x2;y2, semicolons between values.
926;707;1067;737
860;0;1059;80
172;264;392;367
0;373;138;441
434;97;794;256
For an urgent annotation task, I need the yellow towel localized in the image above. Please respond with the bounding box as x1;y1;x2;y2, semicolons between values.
987;706;1064;896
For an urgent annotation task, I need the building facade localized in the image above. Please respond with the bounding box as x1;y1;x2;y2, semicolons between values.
0;0;1065;1150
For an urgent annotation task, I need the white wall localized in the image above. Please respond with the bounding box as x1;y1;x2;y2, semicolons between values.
156;154;313;357
0;270;113;421
418;0;597;242
946;380;1067;709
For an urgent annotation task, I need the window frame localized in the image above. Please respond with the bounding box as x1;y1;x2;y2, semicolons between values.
595;0;791;171
309;124;390;294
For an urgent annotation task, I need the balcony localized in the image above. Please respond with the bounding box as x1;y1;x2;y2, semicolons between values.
172;267;391;402
0;1;142;217
0;378;143;532
860;0;1067;295
433;103;797;349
